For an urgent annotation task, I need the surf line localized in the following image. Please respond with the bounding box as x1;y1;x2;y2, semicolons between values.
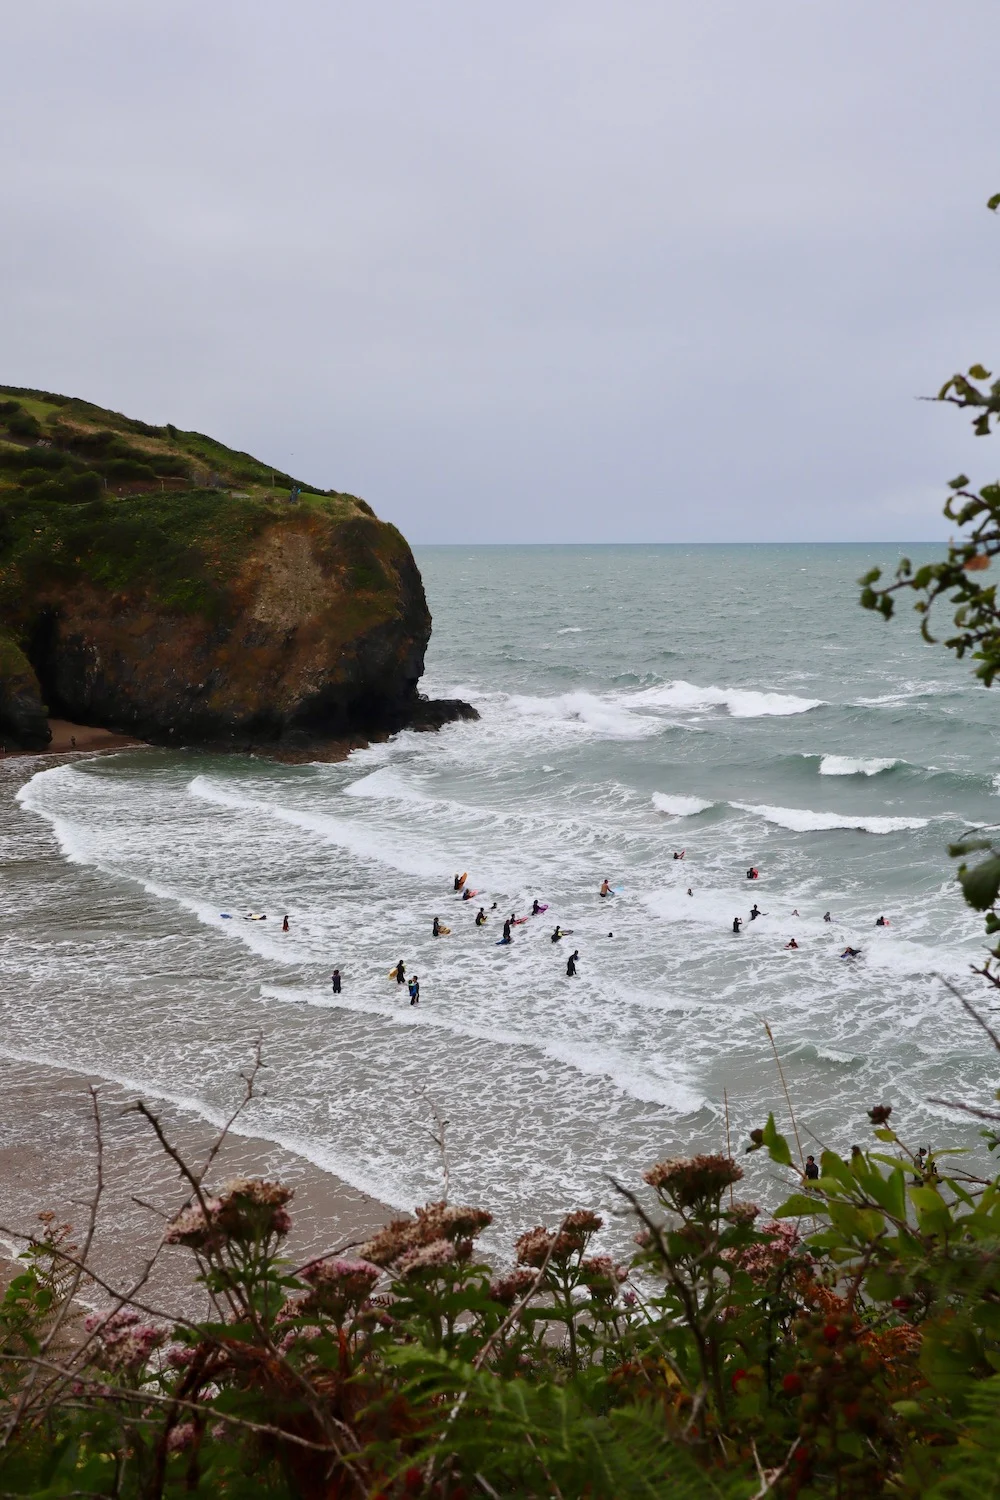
0;1041;408;1211
258;985;706;1114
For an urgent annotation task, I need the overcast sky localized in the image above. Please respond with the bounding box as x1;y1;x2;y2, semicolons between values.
4;2;999;543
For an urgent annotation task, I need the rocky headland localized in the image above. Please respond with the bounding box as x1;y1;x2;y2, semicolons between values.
0;386;476;754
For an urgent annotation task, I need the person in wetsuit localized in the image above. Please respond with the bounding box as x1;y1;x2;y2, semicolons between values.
475;907;487;926
785;938;798;950
875;915;889;927
433;916;441;937
394;960;406;985
733;917;743;934
551;925;563;942
332;968;342;993
749;904;766;920
566;950;579;977
532;898;542;915
462;887;474;901
408;975;420;1005
804;1155;819;1181
840;946;861;958
282;915;289;932
502;918;512;943
823;911;832;923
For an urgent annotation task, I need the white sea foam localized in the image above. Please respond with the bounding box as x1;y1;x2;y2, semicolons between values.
819;755;901;777
556;626;584;634
508;691;661;739
260;986;707;1113
730;801;928;833
651;793;714;817
632;680;822;718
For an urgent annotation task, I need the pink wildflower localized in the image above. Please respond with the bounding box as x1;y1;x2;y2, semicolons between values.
644;1154;743;1210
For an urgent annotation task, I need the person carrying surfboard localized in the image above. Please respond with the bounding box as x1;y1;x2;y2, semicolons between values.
551;925;563;943
453;873;467;891
393;959;406;984
475;907;487;926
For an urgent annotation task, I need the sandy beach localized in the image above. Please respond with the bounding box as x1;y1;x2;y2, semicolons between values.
2;719;148;758
0;1052;394;1315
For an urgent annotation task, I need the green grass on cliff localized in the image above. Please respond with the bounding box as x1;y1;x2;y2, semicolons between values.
0;386;387;623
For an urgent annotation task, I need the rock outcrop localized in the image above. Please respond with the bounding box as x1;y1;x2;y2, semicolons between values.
0;387;476;752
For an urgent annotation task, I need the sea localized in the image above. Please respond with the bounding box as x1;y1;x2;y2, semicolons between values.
2;543;998;1245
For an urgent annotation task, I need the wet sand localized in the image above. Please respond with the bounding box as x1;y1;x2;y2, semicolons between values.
0;1053;394;1317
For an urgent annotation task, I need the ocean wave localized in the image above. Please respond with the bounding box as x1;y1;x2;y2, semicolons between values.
818;755;902;777
631;680;822;718
508;691;662;740
730;801;928;833
260;985;708;1114
651;793;715;817
556;626;584;634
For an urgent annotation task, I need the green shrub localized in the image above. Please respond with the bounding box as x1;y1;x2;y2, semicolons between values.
102;457;157;482
4;411;40;439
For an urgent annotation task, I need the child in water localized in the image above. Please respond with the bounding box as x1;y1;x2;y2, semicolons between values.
408;976;420;1005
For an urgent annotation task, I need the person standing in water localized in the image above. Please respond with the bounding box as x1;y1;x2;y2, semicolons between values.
475;907;487;926
551;925;563;942
393;959;406;985
875;915;890;927
331;968;342;993
408;975;420;1005
532;898;543;915
785;938;799;950
803;1155;819;1181
282;915;289;932
823;912;832;923
600;879;613;898
733;917;743;934
566;950;579;977
749;904;766;920
502;918;512;943
433;916;441;937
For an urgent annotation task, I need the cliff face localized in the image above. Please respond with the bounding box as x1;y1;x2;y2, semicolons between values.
0;387;475;751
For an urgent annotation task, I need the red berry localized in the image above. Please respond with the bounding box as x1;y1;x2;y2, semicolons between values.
823;1323;839;1343
782;1372;803;1396
891;1296;912;1311
404;1469;423;1495
731;1367;748;1390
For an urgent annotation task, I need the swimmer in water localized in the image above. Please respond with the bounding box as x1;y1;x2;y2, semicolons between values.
551;925;563;943
747;867;759;880
600;879;613;898
673;849;685;860
566;950;579;977
331;968;341;993
687;887;693;896
875;915;889;927
462;887;474;901
749;904;767;920
785;938;799;950
532;898;542;915
733;916;743;934
840;946;861;959
791;909;800;917
475;907;487;926
823;911;832;923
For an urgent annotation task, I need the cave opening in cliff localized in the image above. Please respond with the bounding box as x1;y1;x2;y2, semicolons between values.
26;608;70;721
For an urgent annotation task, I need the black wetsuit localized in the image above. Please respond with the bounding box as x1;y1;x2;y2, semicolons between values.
332;970;341;994
433;918;441;937
502;920;512;942
566;952;578;977
804;1160;819;1181
733;918;742;934
551;927;562;943
475;909;486;926
395;962;406;984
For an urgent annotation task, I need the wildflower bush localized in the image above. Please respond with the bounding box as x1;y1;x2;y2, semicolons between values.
2;1089;1000;1497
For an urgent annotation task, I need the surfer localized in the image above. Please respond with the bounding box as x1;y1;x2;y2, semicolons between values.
840;946;861;959
687;887;693;896
408;975;420;1005
733;917;743;934
393;959;406;985
600;879;613;898
823;911;832;923
433;916;441;937
462;887;474;901
749;904;766;920
566;950;579;977
875;915;890;927
475;907;487;926
551;925;563;943
532;898;543;915
791;908;800;917
502;918;512;943
746;867;759;880
453;873;467;892
331;969;341;993
282;915;289;932
785;938;799;950
673;850;685;860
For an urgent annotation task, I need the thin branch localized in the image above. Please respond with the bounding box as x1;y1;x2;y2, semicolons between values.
761;1020;804;1169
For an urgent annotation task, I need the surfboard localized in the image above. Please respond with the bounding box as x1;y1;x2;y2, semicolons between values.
513;917;529;925
496;938;512;946
220;913;232;919
454;872;468;889
530;903;549;915
435;925;451;935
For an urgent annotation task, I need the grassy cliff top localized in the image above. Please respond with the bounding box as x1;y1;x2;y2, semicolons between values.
0;386;407;622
